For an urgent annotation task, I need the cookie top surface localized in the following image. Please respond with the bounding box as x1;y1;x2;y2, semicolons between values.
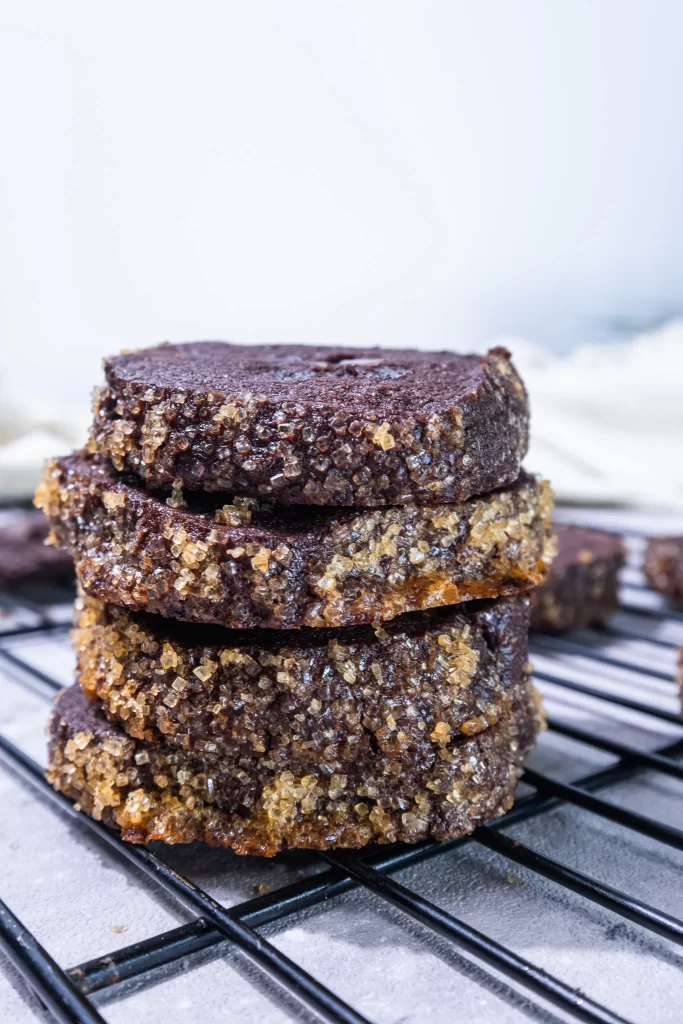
107;342;498;411
91;341;529;505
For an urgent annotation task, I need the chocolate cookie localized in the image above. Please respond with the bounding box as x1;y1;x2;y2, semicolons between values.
36;453;552;629
643;536;683;601
73;591;533;760
531;524;625;632
47;678;543;855
87;342;529;506
0;510;73;591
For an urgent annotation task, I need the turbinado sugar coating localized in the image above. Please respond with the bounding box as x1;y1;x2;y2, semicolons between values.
643;536;683;601
37;453;553;630
531;524;625;632
48;679;543;855
88;342;529;507
74;591;533;758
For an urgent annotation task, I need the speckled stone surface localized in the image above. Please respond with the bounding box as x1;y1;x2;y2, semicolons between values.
36;452;553;629
87;342;529;506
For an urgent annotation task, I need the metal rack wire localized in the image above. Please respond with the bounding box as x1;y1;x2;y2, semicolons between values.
0;550;681;1024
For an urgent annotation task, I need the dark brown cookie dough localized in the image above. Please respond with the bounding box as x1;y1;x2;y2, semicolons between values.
47;677;543;855
87;342;529;507
531;524;625;632
73;591;533;764
643;536;683;601
36;452;553;629
0;510;73;591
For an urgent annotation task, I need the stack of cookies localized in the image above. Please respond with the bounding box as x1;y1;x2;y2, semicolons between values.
36;343;553;855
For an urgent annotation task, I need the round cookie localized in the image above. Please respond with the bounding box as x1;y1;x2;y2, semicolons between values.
36;453;553;630
48;677;543;856
88;342;529;506
73;591;533;760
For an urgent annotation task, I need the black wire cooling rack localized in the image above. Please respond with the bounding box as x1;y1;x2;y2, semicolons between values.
0;525;681;1024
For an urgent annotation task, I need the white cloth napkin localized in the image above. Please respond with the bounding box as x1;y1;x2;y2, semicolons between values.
0;403;88;503
500;320;683;510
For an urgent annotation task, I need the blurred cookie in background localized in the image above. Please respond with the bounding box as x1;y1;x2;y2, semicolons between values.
643;536;683;602
531;523;625;633
0;509;74;592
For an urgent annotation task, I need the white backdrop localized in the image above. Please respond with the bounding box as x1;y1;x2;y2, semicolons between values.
1;0;683;409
